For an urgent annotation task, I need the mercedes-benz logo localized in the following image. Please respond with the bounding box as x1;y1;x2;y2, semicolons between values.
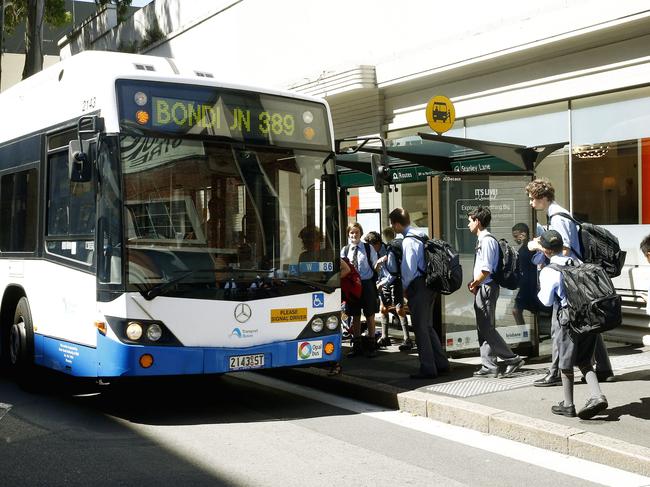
234;303;252;323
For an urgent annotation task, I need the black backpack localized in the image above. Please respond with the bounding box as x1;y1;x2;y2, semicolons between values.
486;235;520;290
385;238;403;279
548;261;622;335
407;235;463;295
550;212;626;277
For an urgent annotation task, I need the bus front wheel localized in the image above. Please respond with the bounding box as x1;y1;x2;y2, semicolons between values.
9;297;34;375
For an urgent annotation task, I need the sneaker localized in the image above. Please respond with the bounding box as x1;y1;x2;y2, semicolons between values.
551;401;577;417
534;372;562;387
473;367;499;378
327;363;342;376
577;395;608;419
398;338;413;351
377;336;392;348
503;358;524;377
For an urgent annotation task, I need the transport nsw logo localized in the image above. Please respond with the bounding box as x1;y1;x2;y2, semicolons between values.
234;303;252;323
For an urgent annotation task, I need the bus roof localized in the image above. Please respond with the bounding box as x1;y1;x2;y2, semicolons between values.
0;51;330;145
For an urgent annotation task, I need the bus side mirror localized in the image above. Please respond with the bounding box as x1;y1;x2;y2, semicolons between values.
69;139;93;183
370;154;392;193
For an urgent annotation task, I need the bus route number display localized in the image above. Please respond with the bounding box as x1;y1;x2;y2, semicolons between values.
152;96;296;138
117;81;331;149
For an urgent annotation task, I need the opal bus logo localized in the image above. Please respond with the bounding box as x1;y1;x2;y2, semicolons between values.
297;340;323;360
298;342;312;359
234;303;252;323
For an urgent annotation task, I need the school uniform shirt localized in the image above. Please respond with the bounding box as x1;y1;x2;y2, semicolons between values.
340;241;377;281
537;255;571;308
473;229;499;285
548;202;582;259
400;226;427;290
532;202;582;266
375;243;392;288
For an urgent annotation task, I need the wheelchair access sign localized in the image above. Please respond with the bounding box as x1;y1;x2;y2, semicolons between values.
312;292;324;308
426;95;455;134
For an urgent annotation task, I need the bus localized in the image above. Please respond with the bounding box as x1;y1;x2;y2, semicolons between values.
0;51;342;379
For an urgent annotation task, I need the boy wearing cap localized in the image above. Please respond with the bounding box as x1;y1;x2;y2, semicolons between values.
537;230;608;419
526;178;613;386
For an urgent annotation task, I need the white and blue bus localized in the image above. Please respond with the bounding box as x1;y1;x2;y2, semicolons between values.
0;51;341;379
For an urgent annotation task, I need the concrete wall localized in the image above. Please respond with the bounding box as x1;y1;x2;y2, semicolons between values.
0;54;60;92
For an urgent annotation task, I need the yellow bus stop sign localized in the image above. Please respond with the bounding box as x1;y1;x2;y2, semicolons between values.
426;95;455;134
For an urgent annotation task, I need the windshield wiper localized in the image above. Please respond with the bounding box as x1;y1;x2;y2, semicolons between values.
279;277;336;294
139;268;213;300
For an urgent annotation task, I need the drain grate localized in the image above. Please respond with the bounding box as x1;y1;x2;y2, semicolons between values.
424;352;650;398
424;369;546;398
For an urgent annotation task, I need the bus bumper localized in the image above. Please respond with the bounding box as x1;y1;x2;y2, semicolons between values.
96;333;342;377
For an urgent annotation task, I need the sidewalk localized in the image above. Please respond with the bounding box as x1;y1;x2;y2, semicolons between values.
272;336;650;477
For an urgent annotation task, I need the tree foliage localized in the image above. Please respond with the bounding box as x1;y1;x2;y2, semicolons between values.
3;0;68;34
95;0;132;22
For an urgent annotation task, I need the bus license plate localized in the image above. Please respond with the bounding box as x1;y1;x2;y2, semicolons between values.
229;353;265;370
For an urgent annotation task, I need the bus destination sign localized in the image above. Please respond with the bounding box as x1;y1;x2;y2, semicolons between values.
117;81;331;150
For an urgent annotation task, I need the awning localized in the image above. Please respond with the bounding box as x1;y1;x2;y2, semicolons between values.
336;134;567;177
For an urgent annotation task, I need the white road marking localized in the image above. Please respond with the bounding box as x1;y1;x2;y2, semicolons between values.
239;372;650;487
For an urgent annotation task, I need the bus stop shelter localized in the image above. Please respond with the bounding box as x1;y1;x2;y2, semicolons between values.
335;134;567;358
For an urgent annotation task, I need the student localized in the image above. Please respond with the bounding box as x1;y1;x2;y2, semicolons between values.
468;206;524;378
511;223;543;327
536;230;608;419
367;229;413;350
525;178;614;386
389;208;448;379
340;222;379;358
641;235;650;315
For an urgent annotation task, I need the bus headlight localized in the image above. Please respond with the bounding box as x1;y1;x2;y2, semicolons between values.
126;322;143;340
147;323;163;341
134;91;148;106
326;315;339;330
311;317;324;333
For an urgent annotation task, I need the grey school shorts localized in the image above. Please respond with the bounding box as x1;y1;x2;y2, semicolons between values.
346;278;379;317
557;324;598;370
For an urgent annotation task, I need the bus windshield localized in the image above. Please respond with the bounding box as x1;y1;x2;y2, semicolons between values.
121;136;338;299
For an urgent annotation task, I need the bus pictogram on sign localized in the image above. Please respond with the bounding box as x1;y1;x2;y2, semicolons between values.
426;95;455;134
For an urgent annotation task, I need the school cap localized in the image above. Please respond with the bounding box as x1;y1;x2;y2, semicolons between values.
539;229;563;250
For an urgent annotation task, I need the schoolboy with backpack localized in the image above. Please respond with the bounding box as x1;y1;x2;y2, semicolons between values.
467;206;525;378
537;230;609;419
525;178;614;386
389;207;449;379
367;229;413;351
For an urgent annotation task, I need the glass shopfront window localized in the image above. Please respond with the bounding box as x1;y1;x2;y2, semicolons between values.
466;103;569;147
571;87;650;225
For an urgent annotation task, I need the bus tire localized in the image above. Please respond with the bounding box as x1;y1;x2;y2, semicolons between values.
10;297;34;377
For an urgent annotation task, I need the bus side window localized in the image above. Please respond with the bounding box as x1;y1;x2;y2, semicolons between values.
0;169;38;252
